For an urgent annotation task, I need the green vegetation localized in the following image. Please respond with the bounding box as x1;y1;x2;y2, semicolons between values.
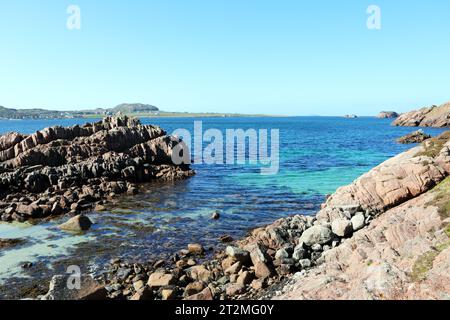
427;176;450;220
415;131;450;158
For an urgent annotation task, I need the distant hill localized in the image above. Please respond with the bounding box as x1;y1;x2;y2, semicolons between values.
393;101;450;127
111;103;159;114
0;103;160;119
0;106;69;119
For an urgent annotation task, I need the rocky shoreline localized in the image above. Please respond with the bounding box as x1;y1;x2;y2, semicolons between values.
37;130;450;300
393;101;450;127
0;115;194;223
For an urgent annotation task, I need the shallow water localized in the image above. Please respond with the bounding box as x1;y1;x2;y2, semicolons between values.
0;116;446;298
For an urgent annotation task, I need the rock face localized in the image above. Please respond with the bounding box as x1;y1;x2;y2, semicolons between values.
377;111;399;119
316;132;450;223
393;102;450;127
397;130;431;144
0;115;194;222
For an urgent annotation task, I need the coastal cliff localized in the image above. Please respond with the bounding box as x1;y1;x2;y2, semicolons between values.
393;101;450;127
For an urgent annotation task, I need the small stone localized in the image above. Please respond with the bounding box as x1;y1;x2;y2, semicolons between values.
351;213;366;231
292;248;306;261
211;211;220;219
219;235;233;243
58;215;93;232
275;248;289;260
21;262;33;269
226;246;250;264
250;279;266;290
226;283;245;296
299;259;311;269
236;271;254;286
184;287;213;300
331;218;353;237
225;261;242;275
133;280;145;292
185;281;205;296
154;259;165;268
95;204;106;212
161;288;176;300
187;258;197;266
188;243;204;255
186;265;213;283
130;287;153;300
147;272;176;288
311;244;322;252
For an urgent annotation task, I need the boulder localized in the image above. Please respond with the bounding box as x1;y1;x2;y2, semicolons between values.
225;246;250;264
58;215;93;232
186;265;213;283
299;225;332;246
351;213;366;231
184;287;213;300
188;243;204;255
331;219;353;237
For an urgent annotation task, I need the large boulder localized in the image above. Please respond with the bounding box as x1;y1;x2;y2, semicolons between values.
299;225;333;246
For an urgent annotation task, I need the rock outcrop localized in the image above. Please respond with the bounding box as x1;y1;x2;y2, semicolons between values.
377;111;399;119
0;116;194;222
393;102;450;127
397;130;431;144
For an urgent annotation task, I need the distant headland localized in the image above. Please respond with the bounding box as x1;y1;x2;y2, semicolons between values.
0;103;273;120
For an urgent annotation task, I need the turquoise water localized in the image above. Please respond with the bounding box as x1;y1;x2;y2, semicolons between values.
0;116;446;298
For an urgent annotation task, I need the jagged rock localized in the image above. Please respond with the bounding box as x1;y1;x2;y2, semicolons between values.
236;271;254;286
393;102;450;127
245;243;274;279
0;116;194;222
397;130;431;144
185;281;205;296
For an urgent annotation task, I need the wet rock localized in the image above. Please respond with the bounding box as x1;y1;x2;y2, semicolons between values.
211;211;220;220
57;215;93;232
21;262;33;269
219;235;233;243
299;225;332;246
188;243;204;255
95;204;106;212
0;238;24;249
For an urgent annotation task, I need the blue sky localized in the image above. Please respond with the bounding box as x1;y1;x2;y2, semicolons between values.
0;0;449;115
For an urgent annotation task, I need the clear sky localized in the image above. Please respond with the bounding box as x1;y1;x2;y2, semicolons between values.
0;0;449;115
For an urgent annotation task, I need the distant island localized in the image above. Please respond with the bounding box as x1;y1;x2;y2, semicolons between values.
0;103;271;119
